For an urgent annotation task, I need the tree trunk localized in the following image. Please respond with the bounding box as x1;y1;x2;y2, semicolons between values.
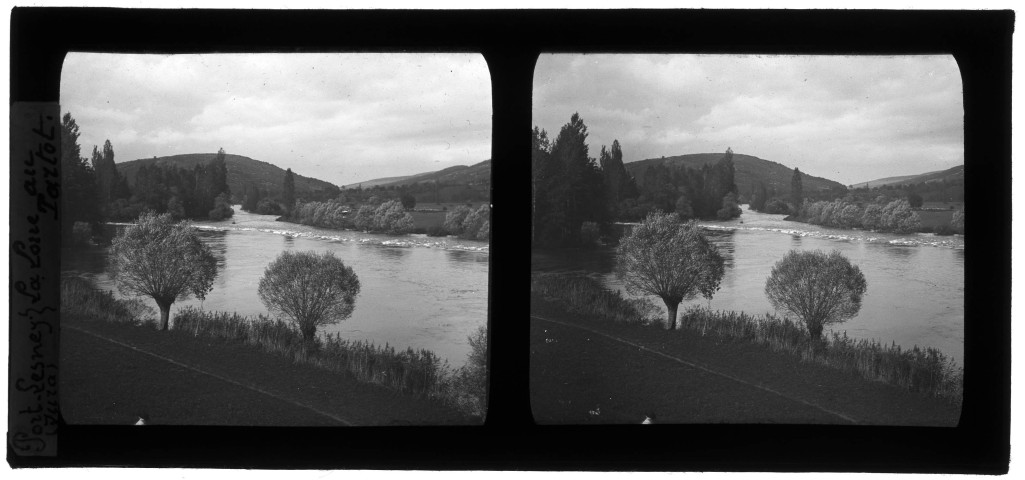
664;299;679;331
808;321;823;341
156;299;172;331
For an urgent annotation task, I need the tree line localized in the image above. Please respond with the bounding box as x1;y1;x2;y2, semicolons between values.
532;112;742;248
60;113;236;245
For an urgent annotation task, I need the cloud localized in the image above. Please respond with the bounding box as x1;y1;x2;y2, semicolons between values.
60;53;492;186
533;54;963;185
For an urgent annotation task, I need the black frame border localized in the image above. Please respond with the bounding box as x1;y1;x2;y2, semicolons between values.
8;8;1012;473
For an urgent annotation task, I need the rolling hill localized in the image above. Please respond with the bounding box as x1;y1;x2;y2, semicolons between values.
851;165;964;189
117;153;340;199
344;160;491;189
624;153;846;195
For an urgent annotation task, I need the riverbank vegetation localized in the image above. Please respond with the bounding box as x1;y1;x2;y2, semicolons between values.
530;273;962;407
62;276;488;418
532;113;742;248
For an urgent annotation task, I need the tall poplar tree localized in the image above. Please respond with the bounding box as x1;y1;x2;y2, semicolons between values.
791;167;804;210
283;168;296;213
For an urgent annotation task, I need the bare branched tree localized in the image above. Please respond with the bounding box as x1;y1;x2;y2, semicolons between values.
765;249;867;340
109;212;218;330
258;251;361;346
615;211;725;330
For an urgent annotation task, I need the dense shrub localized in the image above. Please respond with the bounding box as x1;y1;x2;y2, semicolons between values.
443;206;471;235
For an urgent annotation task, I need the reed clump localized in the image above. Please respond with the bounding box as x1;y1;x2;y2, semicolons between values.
531;273;660;325
532;273;963;407
61;276;154;326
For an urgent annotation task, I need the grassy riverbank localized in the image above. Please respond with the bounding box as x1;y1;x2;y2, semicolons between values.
61;277;486;422
530;273;963;411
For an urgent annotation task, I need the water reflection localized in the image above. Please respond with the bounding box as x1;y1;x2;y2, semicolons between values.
373;246;411;261
880;245;917;260
446;249;490;264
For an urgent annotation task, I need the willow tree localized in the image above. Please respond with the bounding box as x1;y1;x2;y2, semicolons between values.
615;211;725;330
109;212;218;330
258;251;361;347
764;250;867;340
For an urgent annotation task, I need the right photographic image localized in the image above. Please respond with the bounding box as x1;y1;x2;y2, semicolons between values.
530;54;964;426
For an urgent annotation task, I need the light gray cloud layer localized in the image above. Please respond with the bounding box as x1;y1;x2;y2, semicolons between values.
533;54;963;186
61;53;492;186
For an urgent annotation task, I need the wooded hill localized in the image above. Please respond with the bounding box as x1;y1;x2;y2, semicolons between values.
117;153;340;201
624;153;846;198
348;160;491;189
343;159;491;203
851;164;964;189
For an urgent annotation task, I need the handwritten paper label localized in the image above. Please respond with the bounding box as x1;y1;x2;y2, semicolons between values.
9;102;61;456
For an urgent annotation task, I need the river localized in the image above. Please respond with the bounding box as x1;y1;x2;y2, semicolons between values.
532;205;964;365
62;207;490;368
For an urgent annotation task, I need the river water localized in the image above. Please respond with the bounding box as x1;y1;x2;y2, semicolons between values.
62;207;490;368
532;206;965;365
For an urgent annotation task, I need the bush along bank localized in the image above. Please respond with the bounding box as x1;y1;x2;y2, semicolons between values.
530;273;963;407
62;277;487;419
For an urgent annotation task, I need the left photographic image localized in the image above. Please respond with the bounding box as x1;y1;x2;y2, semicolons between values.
58;53;491;426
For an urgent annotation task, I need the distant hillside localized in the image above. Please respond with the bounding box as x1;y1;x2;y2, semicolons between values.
117;153;340;199
346;160;491;189
343;175;414;189
624;153;846;195
851;165;964;189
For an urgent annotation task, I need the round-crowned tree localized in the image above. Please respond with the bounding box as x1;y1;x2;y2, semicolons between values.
258;251;361;346
109;212;218;330
615;211;725;330
764;250;868;340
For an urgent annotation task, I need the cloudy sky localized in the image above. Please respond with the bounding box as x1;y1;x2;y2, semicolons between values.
61;53;492;187
533;54;963;186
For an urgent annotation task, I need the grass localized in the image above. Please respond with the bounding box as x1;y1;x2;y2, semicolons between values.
530;273;963;407
61;277;487;419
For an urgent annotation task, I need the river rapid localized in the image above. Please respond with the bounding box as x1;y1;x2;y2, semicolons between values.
62;207;490;368
532;206;964;364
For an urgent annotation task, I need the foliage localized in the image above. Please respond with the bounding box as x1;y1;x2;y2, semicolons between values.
532;115;608;246
444;205;472;235
676;306;962;405
60;276;155;325
108;212;218;330
373;200;415;234
615;211;725;329
716;192;742;220
907;192;924;208
450;324;488;418
400;193;416;209
283;168;296;214
258;250;361;346
763;198;790;215
765;250;867;340
124;153;233;220
632;149;741;221
208;192;235;221
460;204;490;240
798;198;921;233
531;273;662;326
950;207;965;234
60;113;101;242
880;199;921;233
791;167;804;211
533;272;961;406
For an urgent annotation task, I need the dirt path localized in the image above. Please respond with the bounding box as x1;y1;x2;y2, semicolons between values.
60;320;469;426
530;312;960;425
